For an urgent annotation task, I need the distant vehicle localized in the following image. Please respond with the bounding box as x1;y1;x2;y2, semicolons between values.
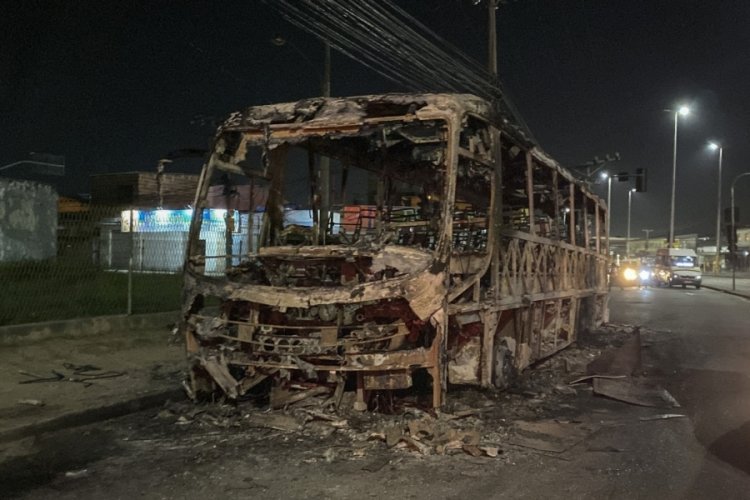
612;260;640;288
611;258;650;288
653;248;702;289
638;257;655;287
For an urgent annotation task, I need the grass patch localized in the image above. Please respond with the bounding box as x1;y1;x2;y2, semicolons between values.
1;259;182;325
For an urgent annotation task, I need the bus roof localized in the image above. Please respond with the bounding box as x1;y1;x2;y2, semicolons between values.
217;93;594;198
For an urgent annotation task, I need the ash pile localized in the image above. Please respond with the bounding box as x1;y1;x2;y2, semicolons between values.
154;323;680;464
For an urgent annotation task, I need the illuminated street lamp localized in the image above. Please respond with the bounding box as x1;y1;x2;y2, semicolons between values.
627;188;636;257
669;105;690;247
708;142;723;274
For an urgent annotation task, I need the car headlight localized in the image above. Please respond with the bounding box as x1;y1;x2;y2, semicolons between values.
696;275;701;280
623;268;638;281
639;270;650;280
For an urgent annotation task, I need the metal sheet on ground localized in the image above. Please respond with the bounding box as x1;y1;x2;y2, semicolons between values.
586;329;642;376
508;420;596;453
593;378;680;408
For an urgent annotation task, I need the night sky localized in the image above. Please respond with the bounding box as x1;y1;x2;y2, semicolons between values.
3;0;750;239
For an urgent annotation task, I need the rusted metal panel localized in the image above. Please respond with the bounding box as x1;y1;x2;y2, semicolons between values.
363;371;413;390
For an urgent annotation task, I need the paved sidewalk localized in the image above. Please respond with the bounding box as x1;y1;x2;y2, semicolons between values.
701;272;750;298
0;325;184;442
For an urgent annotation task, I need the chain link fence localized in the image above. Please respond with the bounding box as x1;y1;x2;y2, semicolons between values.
1;203;187;326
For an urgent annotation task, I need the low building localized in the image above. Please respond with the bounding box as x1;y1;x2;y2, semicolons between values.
90;171;199;208
0;178;57;262
91;172;200;272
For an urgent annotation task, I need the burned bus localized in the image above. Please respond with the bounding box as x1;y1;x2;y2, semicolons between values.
181;93;609;409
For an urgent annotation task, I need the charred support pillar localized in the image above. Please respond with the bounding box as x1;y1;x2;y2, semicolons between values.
481;310;500;387
577;295;597;334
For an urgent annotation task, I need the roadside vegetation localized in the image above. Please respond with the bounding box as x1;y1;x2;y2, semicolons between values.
1;257;182;326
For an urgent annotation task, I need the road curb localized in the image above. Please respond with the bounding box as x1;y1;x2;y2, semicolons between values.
0;388;185;444
702;285;750;300
0;311;180;346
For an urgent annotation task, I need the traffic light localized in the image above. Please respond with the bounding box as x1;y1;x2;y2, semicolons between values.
635;168;647;192
724;207;740;224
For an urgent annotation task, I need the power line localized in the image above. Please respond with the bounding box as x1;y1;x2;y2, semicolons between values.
264;0;536;143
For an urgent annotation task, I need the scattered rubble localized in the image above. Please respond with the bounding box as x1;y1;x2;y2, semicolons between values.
638;414;686;421
586;328;642;376
64;469;90;479
574;326;680;408
508;419;598;453
17;399;45;407
150;324;683;466
18;363;126;387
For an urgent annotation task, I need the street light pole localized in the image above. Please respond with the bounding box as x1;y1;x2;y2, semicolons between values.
669;106;690;247
730;172;750;290
627;188;635;257
600;172;613;256
709;143;723;274
607;175;612;239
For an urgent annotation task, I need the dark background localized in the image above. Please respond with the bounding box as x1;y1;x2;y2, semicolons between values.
2;0;749;238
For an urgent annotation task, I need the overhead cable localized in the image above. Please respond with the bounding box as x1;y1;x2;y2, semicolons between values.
264;0;536;142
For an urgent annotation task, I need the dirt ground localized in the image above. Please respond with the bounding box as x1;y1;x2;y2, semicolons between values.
0;325;184;441
3;324;745;499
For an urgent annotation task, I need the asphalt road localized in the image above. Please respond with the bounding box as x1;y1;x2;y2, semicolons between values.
610;285;750;491
4;288;750;499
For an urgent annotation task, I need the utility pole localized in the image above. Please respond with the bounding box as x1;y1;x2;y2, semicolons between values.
642;229;653;253
626;189;635;257
487;0;502;295
487;0;497;76
708;143;723;275
606;175;612;244
319;41;332;244
270;35;332;243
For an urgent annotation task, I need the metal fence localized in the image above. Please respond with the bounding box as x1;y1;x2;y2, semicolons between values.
1;204;188;326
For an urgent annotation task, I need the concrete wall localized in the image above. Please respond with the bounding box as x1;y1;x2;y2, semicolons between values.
0;179;58;262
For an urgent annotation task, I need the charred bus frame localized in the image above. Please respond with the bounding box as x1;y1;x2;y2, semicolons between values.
181;94;608;409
